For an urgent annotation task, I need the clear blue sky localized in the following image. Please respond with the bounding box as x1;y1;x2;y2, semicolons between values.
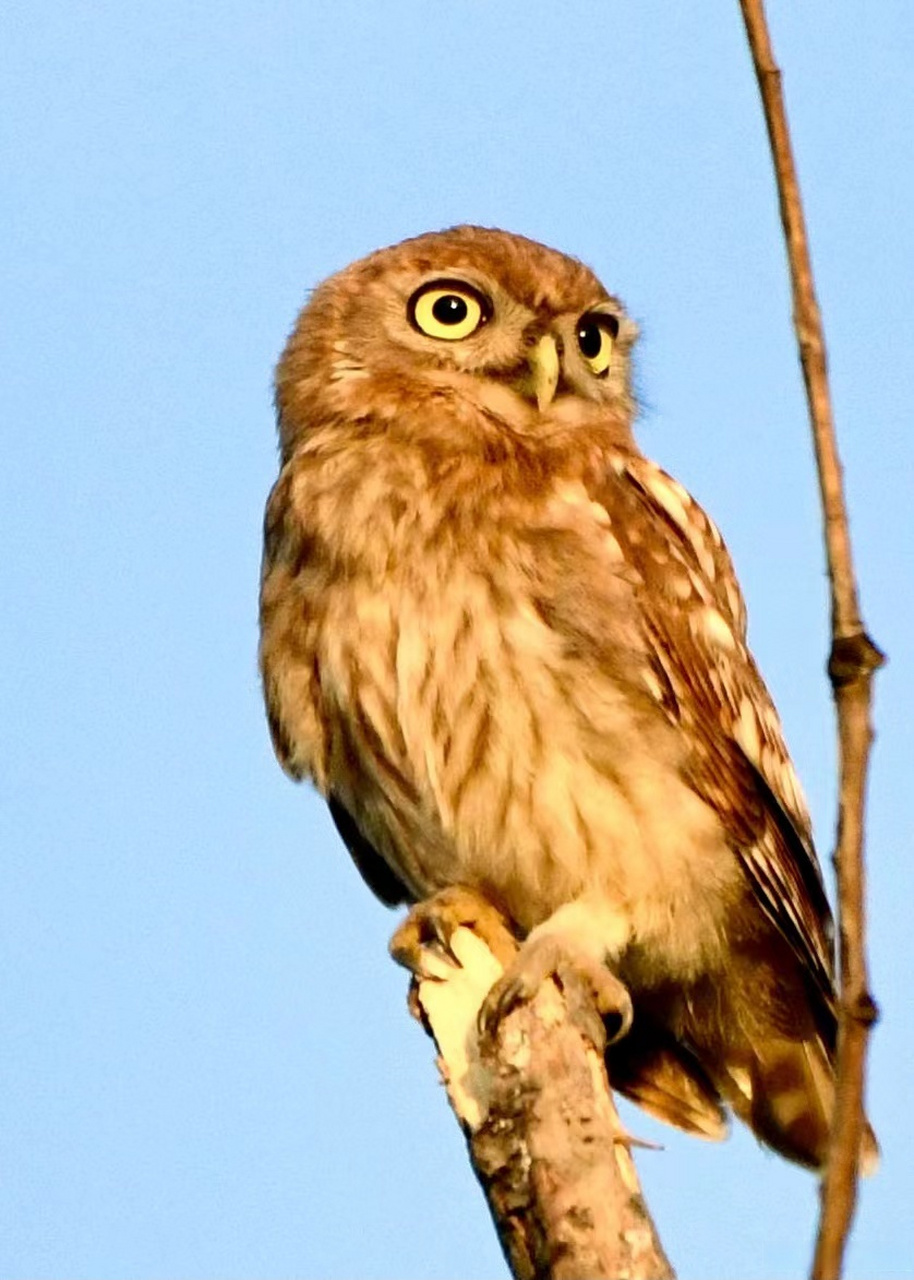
2;3;911;1277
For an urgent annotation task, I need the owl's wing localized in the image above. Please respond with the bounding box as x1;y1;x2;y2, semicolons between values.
328;794;412;907
590;454;835;1003
261;468;412;908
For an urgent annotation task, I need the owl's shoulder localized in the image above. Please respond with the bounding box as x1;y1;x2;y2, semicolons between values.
574;449;749;640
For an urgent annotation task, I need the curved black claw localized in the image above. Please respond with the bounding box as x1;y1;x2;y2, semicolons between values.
389;885;518;981
476;932;633;1046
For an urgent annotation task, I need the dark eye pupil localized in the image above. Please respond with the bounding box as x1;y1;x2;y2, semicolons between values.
432;295;468;325
578;323;603;359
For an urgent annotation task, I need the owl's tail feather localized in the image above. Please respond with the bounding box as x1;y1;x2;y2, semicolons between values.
608;1023;728;1141
721;1036;879;1175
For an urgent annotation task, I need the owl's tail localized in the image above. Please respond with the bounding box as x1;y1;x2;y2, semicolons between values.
609;1013;878;1174
719;1035;879;1174
608;1019;729;1142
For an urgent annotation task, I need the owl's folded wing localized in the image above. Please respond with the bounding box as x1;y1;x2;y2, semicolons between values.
589;453;835;1005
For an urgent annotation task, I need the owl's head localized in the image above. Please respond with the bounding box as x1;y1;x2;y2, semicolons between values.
276;226;638;457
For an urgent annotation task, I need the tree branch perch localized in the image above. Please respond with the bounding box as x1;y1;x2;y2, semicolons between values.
391;896;674;1280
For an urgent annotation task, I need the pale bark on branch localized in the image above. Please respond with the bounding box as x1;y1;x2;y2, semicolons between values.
737;5;882;1278
392;901;674;1280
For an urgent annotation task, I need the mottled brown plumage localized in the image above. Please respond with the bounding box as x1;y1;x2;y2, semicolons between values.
259;226;875;1170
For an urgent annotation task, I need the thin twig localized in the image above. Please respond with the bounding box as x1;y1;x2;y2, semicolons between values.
737;5;882;1278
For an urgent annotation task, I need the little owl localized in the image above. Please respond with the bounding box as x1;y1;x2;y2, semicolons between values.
259;225;875;1171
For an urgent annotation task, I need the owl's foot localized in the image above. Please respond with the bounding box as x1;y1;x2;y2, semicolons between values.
477;932;633;1047
389;885;519;980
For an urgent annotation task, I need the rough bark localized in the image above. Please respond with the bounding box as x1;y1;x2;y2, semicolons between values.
392;906;674;1280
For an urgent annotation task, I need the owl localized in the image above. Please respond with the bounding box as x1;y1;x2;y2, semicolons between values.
259;225;875;1171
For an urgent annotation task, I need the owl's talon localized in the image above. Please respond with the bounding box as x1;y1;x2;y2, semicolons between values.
476;932;633;1047
389;885;518;980
477;970;527;1040
389;915;449;980
597;973;634;1045
427;914;463;967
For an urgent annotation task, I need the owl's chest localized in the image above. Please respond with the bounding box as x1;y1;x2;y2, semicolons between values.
316;519;532;773
307;454;543;708
295;471;735;969
317;558;731;963
306;455;633;826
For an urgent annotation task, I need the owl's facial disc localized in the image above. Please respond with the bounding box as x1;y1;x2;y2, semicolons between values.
401;274;625;414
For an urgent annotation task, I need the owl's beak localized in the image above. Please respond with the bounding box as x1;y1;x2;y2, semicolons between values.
528;334;560;411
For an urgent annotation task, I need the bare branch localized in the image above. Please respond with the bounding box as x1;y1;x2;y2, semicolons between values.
737;5;883;1277
391;895;674;1280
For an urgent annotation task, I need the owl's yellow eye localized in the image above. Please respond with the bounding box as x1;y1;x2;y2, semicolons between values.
576;313;619;377
408;280;491;341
